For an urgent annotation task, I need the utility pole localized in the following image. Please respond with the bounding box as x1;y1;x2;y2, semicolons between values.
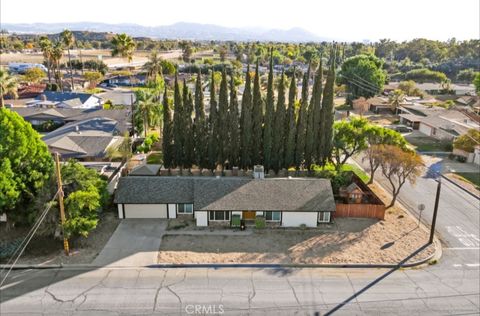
54;153;70;256
130;93;135;137
429;177;442;244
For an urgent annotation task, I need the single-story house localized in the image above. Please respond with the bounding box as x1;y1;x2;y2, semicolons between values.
398;105;480;141
28;91;103;109
114;176;336;227
42;117;124;160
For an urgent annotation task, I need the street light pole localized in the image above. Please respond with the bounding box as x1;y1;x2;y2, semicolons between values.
429;177;442;244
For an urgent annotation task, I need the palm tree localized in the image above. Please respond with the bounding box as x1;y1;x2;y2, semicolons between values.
143;51;163;83
389;89;405;114
0;67;18;108
136;90;156;138
39;36;53;83
50;41;64;91
60;29;75;91
111;33;136;63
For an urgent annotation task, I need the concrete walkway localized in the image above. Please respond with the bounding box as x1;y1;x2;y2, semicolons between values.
92;219;167;267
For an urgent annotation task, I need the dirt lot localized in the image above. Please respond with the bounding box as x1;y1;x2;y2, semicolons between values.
158;201;435;265
0;212;120;265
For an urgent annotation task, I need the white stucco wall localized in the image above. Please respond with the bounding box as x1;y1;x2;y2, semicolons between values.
195;211;208;226
123;204;167;218
117;204;123;219
282;212;318;227
168;204;177;219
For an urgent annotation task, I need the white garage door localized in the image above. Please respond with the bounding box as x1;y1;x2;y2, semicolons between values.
419;123;432;136
281;212;317;227
124;204;168;218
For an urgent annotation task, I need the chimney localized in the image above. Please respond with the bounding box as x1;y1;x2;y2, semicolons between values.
253;165;264;179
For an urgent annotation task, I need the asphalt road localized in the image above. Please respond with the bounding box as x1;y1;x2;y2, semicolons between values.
1;157;479;315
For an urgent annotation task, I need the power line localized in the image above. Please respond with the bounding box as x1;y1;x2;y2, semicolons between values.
352;73;384;92
0;190;60;288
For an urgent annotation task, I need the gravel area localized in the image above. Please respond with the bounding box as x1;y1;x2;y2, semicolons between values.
0;212;120;265
158;183;436;265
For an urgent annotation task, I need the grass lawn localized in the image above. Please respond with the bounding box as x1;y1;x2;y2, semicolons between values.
341;164;370;183
147;152;163;164
405;135;452;152
454;172;480;190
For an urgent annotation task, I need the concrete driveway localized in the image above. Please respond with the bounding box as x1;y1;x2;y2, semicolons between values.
92;219;167;267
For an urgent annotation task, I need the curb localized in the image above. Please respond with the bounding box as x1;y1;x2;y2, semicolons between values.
441;175;480;201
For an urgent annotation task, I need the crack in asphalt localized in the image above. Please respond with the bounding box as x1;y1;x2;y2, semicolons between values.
152;269;167;312
286;277;301;307
247;270;256;309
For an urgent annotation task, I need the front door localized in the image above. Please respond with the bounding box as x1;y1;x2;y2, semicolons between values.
243;211;256;220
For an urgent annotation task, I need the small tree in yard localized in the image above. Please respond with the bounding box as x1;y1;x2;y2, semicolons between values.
83;71;104;88
331;118;369;169
453;129;480;153
61;160;108;238
23;67;46;83
363;125;407;184
376;145;423;208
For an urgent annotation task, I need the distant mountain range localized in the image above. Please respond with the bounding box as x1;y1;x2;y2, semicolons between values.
2;22;334;42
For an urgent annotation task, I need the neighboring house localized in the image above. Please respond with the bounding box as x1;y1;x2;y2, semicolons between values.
42;117;124;160
114;176;336;227
17;83;46;99
399;105;480;141
11;108;131;132
102;74;146;87
415;83;476;96
28;91;103;109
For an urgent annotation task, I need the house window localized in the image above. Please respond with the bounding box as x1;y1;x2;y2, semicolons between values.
177;203;193;214
318;212;331;223
209;211;230;221
265;211;281;221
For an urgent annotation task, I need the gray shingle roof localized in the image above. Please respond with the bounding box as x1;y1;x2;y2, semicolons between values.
114;177;335;212
39;91;98;104
114;177;194;204
130;164;162;176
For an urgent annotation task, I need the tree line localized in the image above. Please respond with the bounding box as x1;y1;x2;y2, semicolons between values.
161;46;339;172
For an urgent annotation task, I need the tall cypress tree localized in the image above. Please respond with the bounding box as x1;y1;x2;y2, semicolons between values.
294;64;311;169
194;69;208;168
305;58;323;169
207;70;218;170
251;60;263;165
217;67;229;167
173;72;184;168
183;80;194;168
271;69;286;173
284;68;297;169
228;74;240;167
263;48;275;171
240;64;252;169
162;84;173;168
320;47;337;164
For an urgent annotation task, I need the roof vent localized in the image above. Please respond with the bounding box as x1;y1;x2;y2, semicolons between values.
288;176;292;179
253;165;264;179
216;175;221;179
75;125;80;134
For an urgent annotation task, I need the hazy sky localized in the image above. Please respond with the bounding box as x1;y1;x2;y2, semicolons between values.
1;0;479;41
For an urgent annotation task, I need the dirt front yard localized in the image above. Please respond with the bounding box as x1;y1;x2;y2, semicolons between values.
0;212;120;265
158;207;435;265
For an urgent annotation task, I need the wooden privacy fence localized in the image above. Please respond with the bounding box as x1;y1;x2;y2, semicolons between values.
335;203;385;220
